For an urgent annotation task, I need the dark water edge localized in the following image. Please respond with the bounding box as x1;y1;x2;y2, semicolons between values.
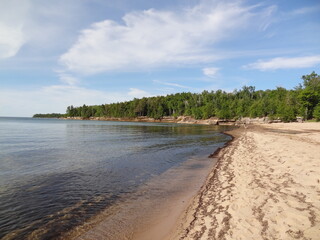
68;155;221;240
0;118;232;240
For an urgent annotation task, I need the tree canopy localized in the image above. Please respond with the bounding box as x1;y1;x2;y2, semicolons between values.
33;113;66;118
33;72;320;122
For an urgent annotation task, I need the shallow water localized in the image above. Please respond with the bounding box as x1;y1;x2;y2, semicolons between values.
0;117;231;240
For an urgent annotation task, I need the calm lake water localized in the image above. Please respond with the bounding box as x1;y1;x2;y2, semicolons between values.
0;117;231;240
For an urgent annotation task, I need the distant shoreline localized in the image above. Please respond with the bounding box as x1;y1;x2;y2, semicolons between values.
59;116;236;125
34;115;287;126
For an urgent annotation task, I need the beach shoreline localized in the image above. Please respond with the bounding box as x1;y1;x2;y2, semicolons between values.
62;122;320;240
62;126;235;240
43;115;237;126
60;141;228;240
172;122;320;240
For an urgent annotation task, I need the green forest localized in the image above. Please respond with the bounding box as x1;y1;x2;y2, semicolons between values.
33;72;320;122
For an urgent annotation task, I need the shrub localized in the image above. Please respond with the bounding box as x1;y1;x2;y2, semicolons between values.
313;104;320;121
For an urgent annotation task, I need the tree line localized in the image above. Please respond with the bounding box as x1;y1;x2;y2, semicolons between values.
33;72;320;122
33;113;66;118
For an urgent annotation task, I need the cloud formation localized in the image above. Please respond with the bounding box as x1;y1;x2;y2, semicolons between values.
0;0;29;59
60;1;259;73
202;67;219;78
128;88;151;98
244;55;320;71
153;80;189;89
0;0;104;61
57;72;79;85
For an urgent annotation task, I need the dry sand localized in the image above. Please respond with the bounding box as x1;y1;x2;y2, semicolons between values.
172;122;320;240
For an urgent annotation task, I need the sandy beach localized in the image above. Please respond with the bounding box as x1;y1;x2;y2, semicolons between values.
172;122;320;240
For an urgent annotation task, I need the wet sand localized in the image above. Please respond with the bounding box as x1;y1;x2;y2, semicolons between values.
174;122;320;239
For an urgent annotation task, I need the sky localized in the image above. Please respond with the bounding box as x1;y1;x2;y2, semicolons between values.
0;0;319;117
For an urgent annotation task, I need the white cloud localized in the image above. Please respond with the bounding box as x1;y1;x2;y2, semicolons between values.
60;1;260;73
202;67;219;78
244;55;320;71
58;73;79;85
258;5;277;31
0;0;29;59
0;23;25;59
153;80;189;89
128;88;151;98
289;6;320;16
0;85;127;117
0;0;104;61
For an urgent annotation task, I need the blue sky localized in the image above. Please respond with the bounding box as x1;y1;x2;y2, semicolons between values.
0;0;319;117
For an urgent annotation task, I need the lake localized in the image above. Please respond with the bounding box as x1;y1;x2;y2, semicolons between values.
0;117;231;239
